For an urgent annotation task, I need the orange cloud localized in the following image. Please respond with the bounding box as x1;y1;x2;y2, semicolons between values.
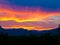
0;6;60;30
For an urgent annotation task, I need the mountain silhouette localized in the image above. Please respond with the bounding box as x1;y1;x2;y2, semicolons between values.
0;25;60;36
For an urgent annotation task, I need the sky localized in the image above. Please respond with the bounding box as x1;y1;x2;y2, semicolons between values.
0;0;60;30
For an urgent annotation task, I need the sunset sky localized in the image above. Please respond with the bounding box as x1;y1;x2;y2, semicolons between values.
0;0;60;30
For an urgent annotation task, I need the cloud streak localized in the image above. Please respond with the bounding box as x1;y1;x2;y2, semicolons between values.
0;0;60;30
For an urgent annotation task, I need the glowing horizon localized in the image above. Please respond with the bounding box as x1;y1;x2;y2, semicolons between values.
0;0;60;31
0;6;60;30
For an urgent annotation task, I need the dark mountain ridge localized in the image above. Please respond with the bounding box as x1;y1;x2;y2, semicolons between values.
0;25;60;36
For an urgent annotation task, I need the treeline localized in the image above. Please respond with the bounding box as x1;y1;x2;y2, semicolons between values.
0;32;60;45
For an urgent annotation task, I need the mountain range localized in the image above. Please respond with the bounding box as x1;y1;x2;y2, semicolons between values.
0;25;60;36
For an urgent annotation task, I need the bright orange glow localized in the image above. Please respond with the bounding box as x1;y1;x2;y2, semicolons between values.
0;7;60;30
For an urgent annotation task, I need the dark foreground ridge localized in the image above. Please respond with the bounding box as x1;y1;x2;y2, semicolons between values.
0;25;60;45
0;25;60;36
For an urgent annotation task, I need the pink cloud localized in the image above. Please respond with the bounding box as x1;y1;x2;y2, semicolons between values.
0;20;58;30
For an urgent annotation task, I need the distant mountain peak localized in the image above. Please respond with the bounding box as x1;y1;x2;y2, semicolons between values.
0;25;3;30
0;25;2;28
56;24;60;29
59;25;60;28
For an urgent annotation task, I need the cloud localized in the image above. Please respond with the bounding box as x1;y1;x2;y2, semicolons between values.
0;20;58;30
45;16;60;24
0;0;60;11
0;1;60;30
